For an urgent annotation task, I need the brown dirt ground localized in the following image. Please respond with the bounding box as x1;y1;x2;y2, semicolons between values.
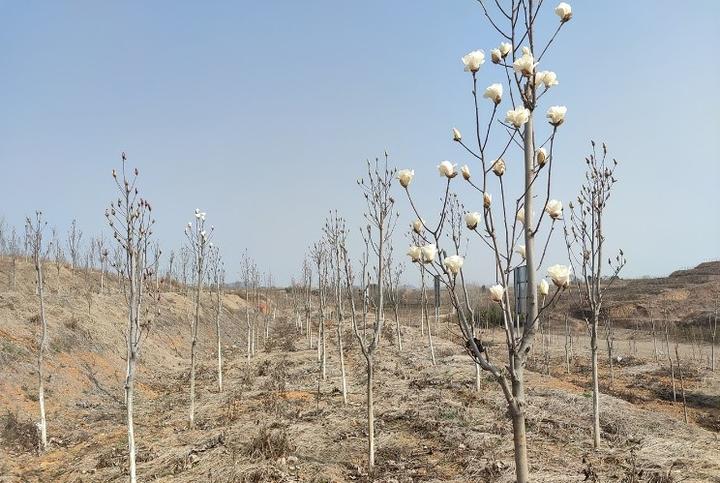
1;259;719;482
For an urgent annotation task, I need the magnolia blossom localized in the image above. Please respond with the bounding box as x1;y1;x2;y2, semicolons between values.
465;211;481;230
515;244;526;259
506;105;530;128
462;50;485;73
483;83;503;104
513;47;536;76
407;245;422;262
516;207;525;224
539;278;550;297
420;244;438;263
548;264;572;288
397;169;415;188
547;105;567;126
542;71;559;87
412;219;424;233
443;255;464;275
490;48;502;64
555;2;572;22
483;192;492;208
437;161;457;178
461;164;471;180
489;284;505;303
536;147;548;168
545;199;563;219
452;127;462;142
492;158;506;176
499;42;512;57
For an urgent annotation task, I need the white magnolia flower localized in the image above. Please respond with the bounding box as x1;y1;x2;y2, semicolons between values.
443;255;464;275
200;230;207;238
412;219;424;233
506;105;531;128
483;83;503;104
438;161;457;178
200;212;206;221
187;222;192;228
539;278;550;296
516;207;526;224
397;169;415;188
491;48;502;64
492;158;506;176
452;127;462;142
555;2;572;22
461;164;471;180
515;244;526;259
548;264;572;288
462;50;485;73
536;147;548;168
513;48;536;76
545;199;563;219
465;211;481;230
499;42;512;57
541;70;559;87
489;284;505;303
407;245;422;262
420;244;438;263
195;208;200;215
483;192;492;208
546;105;567;126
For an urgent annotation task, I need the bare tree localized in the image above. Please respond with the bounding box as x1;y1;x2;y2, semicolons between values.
310;241;328;381
67;218;83;270
7;227;19;289
105;152;157;483
96;234;109;294
323;211;350;404
26;211;50;450
344;154;398;471
563;141;626;449
184;209;214;428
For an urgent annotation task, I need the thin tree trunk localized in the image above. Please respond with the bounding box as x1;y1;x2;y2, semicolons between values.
675;345;688;424
338;323;348;405
35;258;48;450
394;305;402;351
511;365;529;483
666;329;676;402
590;318;600;449
189;273;201;428
429;304;437;366
125;360;137;483
215;290;223;393
367;356;375;470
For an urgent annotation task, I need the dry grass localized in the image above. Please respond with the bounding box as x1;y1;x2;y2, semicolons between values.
1;258;719;482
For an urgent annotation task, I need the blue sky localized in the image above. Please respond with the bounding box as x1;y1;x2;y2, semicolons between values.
1;1;718;284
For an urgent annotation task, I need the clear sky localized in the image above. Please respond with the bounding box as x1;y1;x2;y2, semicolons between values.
1;1;718;285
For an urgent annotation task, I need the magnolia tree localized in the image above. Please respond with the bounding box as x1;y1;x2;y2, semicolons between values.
563;141;625;448
105;153;158;483
343;155;398;471
185;209;214;428
26;211;50;450
398;2;573;480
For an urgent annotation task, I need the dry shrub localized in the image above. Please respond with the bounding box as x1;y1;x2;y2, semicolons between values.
256;359;272;377
244;424;294;460
279;335;296;353
1;410;39;452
